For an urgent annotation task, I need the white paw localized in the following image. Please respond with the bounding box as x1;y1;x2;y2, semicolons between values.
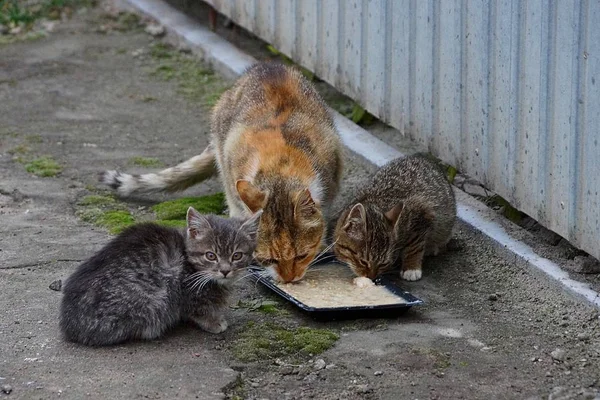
353;276;375;288
401;269;422;281
198;317;228;334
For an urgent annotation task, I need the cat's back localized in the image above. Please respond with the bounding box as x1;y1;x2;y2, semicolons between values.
60;224;187;345
63;223;185;287
362;154;455;207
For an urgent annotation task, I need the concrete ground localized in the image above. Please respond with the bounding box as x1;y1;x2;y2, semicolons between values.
1;5;600;400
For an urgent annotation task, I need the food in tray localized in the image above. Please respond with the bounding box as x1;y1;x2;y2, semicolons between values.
274;263;406;308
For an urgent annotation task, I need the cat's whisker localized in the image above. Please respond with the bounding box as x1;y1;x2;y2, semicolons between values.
308;240;337;267
233;272;256;283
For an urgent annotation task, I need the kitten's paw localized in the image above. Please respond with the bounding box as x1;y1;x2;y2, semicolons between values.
400;269;422;281
196;317;228;334
353;276;375;288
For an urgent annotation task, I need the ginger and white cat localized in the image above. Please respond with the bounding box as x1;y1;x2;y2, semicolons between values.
102;62;343;283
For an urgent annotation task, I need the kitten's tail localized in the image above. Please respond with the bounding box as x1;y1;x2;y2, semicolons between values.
100;145;217;197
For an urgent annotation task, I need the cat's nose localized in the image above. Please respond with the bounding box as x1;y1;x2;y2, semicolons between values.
220;270;231;277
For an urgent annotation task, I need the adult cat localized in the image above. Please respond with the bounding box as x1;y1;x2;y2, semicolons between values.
102;62;343;283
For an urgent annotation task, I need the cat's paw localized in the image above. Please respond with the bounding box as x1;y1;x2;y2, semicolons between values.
400;269;422;281
196;317;228;334
353;276;375;288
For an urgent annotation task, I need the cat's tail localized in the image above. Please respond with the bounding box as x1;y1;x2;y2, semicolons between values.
100;145;217;197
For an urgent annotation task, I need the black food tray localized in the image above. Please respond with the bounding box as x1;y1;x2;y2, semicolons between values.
248;254;423;320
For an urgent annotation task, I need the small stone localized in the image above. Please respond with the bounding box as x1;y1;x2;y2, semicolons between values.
488;293;498;301
131;48;145;58
9;26;22;35
1;384;12;394
355;384;371;394
49;280;62;291
41;20;57;33
577;333;590;341
144;24;165;37
550;349;566;362
373;370;383;376
530;357;537;362
279;366;295;375
313;359;326;371
325;364;336;369
545;371;553;377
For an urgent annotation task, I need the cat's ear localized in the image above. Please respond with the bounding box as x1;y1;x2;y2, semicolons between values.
236;180;267;214
384;202;405;226
343;203;366;241
294;189;318;219
186;206;211;239
239;210;263;241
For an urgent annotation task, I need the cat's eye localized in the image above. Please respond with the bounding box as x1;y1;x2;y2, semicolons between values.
295;254;309;261
205;252;217;261
232;252;243;261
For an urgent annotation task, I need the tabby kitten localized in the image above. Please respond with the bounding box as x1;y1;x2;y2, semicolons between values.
333;154;456;282
102;62;343;283
59;207;261;346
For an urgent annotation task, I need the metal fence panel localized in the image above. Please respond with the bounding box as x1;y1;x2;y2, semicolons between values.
203;0;600;260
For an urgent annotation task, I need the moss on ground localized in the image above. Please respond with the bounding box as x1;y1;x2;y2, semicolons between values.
78;194;117;207
129;156;163;168
152;193;226;220
148;42;230;107
96;210;135;234
77;208;135;234
232;322;339;362
7;144;30;155
24;156;62;177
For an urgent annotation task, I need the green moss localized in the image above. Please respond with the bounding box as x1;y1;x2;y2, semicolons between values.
24;156;62;177
152;193;226;220
447;165;457;183
25;134;43;143
154;219;187;228
148;44;230;107
142;96;157;103
129;156;163;168
7;145;30;155
78;194;116;206
232;322;339;362
76;207;104;223
223;375;246;400
96;210;135;234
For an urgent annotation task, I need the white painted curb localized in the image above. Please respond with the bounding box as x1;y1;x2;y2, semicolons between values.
122;0;600;309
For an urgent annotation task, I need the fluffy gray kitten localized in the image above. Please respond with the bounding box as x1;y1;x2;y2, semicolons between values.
59;206;261;346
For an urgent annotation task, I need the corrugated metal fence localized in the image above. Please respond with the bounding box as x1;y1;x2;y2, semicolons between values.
203;0;600;260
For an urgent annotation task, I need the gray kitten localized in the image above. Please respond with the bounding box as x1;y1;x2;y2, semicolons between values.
333;154;456;282
59;207;261;346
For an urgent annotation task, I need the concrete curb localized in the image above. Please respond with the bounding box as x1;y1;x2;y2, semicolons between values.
122;0;600;309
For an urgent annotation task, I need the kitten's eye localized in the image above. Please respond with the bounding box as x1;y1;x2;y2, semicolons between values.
232;252;243;261
205;252;217;261
295;254;309;261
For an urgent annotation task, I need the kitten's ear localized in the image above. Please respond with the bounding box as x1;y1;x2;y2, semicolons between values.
239;210;263;241
385;202;405;225
294;189;318;219
186;206;211;239
343;203;366;241
236;180;267;214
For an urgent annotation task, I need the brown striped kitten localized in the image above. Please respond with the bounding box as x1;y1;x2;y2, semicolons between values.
102;62;343;283
333;154;456;282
